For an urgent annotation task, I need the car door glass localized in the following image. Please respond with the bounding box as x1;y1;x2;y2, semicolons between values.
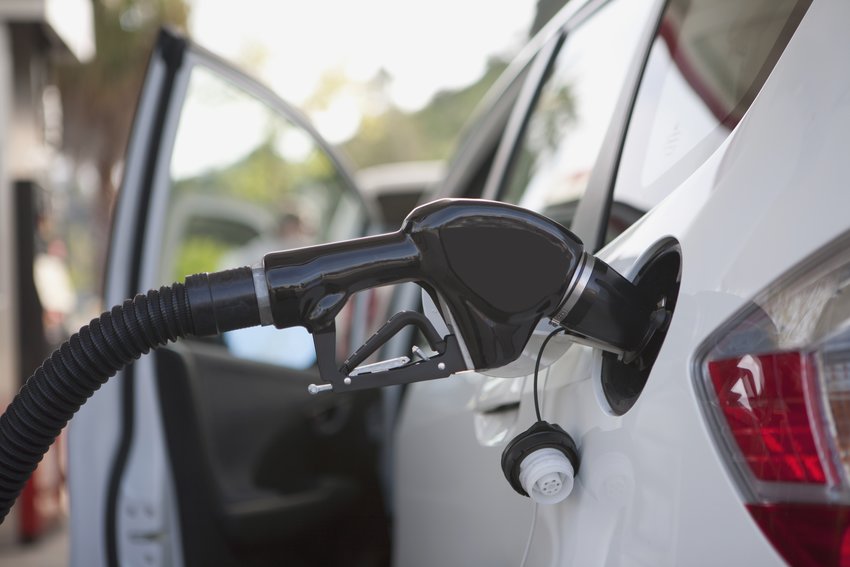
499;0;656;228
607;0;811;242
164;64;366;369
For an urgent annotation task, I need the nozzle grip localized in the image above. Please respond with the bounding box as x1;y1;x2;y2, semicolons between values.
263;231;420;332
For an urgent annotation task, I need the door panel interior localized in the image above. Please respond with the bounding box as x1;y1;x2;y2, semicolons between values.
156;343;388;566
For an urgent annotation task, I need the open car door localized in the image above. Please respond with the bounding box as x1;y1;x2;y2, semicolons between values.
69;29;389;567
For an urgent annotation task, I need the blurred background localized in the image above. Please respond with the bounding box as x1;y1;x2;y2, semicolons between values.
0;0;565;561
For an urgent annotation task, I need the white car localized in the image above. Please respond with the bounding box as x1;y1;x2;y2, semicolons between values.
67;0;848;565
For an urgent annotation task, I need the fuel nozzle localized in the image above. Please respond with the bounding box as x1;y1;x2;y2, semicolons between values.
253;198;662;393
0;199;663;520
549;250;667;365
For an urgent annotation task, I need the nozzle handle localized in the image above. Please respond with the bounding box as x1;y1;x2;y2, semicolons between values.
261;199;588;373
263;230;420;332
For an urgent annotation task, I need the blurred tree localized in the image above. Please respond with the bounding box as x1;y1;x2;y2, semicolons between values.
338;0;569;169
342;58;509;168
54;0;189;290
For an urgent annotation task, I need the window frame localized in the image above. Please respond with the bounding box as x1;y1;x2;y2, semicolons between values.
602;0;813;245
485;0;667;252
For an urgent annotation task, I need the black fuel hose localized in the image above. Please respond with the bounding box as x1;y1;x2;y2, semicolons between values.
0;267;260;523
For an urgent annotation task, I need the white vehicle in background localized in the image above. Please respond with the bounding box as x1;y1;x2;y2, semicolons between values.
69;0;849;565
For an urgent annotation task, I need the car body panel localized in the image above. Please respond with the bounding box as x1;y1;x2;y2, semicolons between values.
392;0;849;565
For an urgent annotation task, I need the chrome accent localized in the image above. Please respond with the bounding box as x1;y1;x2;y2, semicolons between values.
349;356;412;377
411;345;430;361
252;264;274;326
550;252;596;326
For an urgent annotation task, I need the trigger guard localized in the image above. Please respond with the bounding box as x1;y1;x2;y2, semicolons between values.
341;311;446;374
312;325;467;393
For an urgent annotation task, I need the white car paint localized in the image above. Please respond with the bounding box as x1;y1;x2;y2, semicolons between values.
392;0;850;565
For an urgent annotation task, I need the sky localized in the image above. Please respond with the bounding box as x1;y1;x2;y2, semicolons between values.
187;0;538;143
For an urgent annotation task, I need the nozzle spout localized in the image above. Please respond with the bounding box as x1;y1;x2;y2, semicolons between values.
550;252;658;359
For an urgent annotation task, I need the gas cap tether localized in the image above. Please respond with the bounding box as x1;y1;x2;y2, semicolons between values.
501;328;580;504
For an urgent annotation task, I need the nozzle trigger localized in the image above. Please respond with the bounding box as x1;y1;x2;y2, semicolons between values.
342;311;445;374
310;311;467;394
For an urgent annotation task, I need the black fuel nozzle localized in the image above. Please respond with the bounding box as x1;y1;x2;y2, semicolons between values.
0;199;662;519
250;198;660;393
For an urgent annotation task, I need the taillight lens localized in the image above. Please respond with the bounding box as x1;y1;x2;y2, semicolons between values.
708;352;826;485
698;239;850;566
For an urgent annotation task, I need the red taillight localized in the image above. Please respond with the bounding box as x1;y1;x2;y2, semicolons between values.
697;236;850;566
707;352;826;484
747;503;850;567
707;352;850;564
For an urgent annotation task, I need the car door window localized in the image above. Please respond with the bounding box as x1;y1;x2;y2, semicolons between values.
498;0;657;228
606;0;812;242
163;64;367;369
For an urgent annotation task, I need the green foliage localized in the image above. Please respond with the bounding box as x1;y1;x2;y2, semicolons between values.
342;58;509;168
169;136;344;279
65;223;96;292
173;236;228;281
54;0;190;296
173;138;339;207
